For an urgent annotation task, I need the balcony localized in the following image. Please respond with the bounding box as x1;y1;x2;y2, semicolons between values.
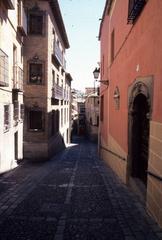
52;41;66;70
54;42;63;66
3;0;15;9
128;0;146;23
52;83;63;100
0;49;9;87
64;90;70;101
17;1;27;36
13;66;23;91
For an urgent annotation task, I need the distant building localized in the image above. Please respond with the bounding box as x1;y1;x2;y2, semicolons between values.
85;93;99;142
71;89;86;136
77;101;85;135
0;0;26;173
99;0;162;227
85;87;95;95
23;0;71;160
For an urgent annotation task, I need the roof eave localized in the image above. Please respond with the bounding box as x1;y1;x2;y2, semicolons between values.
49;0;70;49
99;0;113;40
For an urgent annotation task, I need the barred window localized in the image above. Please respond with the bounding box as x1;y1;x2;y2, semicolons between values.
128;0;146;23
4;105;10;131
20;104;24;120
29;63;43;84
0;49;9;87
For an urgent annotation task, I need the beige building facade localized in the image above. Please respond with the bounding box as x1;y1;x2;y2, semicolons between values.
0;0;26;173
85;93;99;143
23;0;71;160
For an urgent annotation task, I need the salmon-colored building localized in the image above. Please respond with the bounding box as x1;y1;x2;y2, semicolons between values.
99;0;162;227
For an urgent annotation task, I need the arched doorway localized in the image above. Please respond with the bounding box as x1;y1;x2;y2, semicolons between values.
131;93;150;185
128;79;153;200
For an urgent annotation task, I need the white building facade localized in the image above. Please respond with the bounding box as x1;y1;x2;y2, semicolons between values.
0;0;26;173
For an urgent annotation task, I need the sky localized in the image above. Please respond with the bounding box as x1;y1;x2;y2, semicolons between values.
59;0;106;91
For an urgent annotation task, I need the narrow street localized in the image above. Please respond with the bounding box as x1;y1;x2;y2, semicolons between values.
0;137;161;240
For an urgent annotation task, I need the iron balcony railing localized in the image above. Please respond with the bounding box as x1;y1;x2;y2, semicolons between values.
0;49;9;87
63;89;70;101
54;42;63;66
52;83;63;100
128;0;146;23
53;41;66;70
13;65;23;91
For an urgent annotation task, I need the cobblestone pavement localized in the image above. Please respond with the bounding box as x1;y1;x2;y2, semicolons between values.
0;137;162;240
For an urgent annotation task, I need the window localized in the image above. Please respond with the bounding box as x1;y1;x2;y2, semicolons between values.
0;49;9;87
28;13;44;35
17;0;21;26
4;105;10;131
28;110;44;131
100;95;104;121
111;29;115;63
13;100;19;123
97;116;99;126
29;63;43;84
20;104;24;120
52;70;55;87
128;0;146;23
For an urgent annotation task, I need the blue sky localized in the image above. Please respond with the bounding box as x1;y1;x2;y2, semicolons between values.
59;0;106;90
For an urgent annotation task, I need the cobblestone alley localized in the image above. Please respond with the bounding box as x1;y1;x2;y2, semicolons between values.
0;137;162;240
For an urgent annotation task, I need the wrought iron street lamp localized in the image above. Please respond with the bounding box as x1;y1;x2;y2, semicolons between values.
93;67;109;86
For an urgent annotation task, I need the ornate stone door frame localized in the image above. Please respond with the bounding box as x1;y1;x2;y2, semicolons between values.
127;76;153;184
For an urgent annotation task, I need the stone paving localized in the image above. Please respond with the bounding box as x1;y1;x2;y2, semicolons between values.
0;137;162;240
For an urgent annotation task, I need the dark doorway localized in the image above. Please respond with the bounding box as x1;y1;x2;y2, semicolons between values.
67;129;69;143
14;132;18;160
131;94;150;185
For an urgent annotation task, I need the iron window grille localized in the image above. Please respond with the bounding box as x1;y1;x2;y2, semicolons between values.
4;105;10;132
20;104;24;120
128;0;146;23
29;62;43;84
0;49;9;87
13;65;23;91
13;100;19;124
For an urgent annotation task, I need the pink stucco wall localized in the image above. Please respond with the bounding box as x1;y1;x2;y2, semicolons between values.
100;0;162;152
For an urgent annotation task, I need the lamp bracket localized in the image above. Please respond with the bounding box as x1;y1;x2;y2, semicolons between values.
96;80;109;86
